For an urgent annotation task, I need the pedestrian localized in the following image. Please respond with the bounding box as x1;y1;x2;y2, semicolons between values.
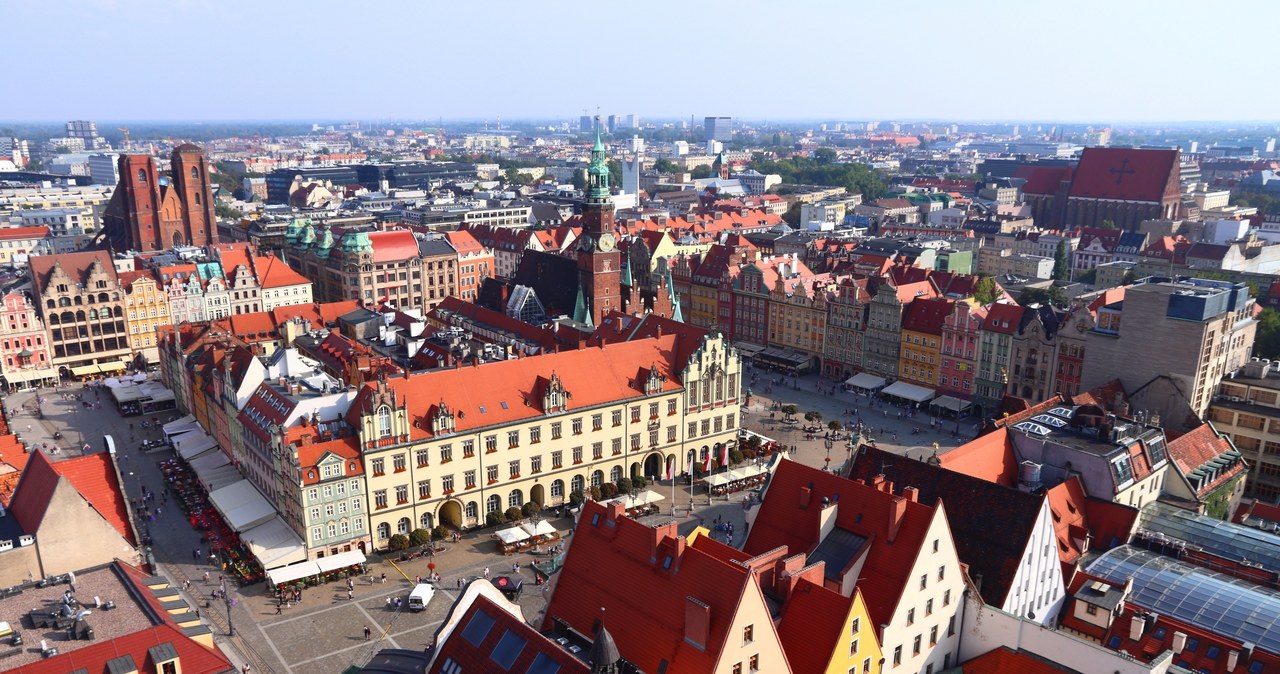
347;588;353;601
193;548;200;562
380;572;386;584
203;571;210;583
483;567;489;579
512;562;518;574
364;625;372;641
275;603;282;615
242;664;251;674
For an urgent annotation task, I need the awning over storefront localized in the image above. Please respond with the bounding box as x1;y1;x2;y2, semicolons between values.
266;560;321;587
495;527;531;545
70;364;97;377
2;367;58;384
930;395;972;413
69;359;132;378
751;346;814;372
164;415;198;434
242;516;307;569
732;342;767;356
196;461;242;492
519;520;558;539
209;480;276;532
844;373;888;391
703;464;768;487
605;489;666;508
881;381;936;404
315;549;366;573
175;433;217;461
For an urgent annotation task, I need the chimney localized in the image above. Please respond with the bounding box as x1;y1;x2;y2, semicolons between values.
684;597;711;649
870;474;888;491
799;485;812;509
606;501;625;523
902;486;919;503
887;496;908;543
1129;614;1146;642
1227;650;1239;671
1171;631;1187;653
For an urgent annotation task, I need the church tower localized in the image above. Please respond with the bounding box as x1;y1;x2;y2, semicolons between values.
575;118;621;326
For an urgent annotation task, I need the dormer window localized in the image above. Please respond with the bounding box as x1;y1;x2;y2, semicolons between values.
543;372;570;414
645;364;664;395
377;405;392;437
432;401;456;435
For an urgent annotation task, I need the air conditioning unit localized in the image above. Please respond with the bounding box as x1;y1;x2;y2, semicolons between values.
0;540;12;552
18;535;34;547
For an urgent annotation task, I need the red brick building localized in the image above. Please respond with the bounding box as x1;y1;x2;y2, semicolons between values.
100;144;218;252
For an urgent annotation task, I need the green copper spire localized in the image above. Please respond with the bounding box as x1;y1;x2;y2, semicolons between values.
587;116;610;201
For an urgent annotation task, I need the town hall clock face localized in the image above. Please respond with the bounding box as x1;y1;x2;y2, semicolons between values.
597;233;617;252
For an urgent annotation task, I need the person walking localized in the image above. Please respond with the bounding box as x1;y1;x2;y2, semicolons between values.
483;567;489;579
347;588;354;601
363;625;372;641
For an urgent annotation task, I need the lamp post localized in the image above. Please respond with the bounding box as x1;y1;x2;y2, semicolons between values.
224;595;237;637
824;437;833;472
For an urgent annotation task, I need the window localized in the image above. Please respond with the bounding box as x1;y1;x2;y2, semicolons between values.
531;455;542;473
485;435;497;452
395;485;408;504
550;422;562;439
509;460;520;478
508;430;520;448
631;406;641;423
926;599;933;616
649;402;660;418
668;399;677;415
893;646;902;666
930;625;938;646
465;471;477;489
921;574;927;590
530;426;541;443
947;616;955;636
592;413;603;431
374;490;387;509
462;440;474;457
393;454;406;472
1086;604;1098;615
551;480;564;498
371;458;385;475
943;589;951;607
377;405;392;437
508;490;523;509
442;475;454;493
552;451;563;469
852;617;859;635
487;466;498;483
743;624;753;644
933;538;939;553
573;447;583;464
689;422;697;438
668;426;677;443
572;418;583;434
732;665;741;674
913;635;921;655
415;449;429;467
749;654;759;672
1206;646;1220;660
938;565;945;581
352;497;362;511
612;410;622;426
906;608;914;625
593;442;604;460
851;638;858;655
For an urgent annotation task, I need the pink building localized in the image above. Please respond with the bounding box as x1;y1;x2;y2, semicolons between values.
0;292;57;390
937;301;987;403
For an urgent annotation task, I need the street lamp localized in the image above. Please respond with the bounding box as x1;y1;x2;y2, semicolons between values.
824;437;833;471
224;595;237;637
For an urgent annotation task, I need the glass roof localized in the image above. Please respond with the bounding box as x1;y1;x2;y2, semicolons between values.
1087;545;1280;654
1137;502;1280;572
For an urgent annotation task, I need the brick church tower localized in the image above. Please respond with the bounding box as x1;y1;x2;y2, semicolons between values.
574;119;622;326
100;144;218;252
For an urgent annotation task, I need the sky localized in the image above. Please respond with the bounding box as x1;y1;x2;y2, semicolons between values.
10;0;1276;123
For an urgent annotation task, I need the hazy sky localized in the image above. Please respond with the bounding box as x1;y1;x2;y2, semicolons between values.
11;0;1275;123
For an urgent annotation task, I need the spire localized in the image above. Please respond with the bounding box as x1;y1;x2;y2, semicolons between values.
620;244;633;287
587;115;611;202
588;608;621;674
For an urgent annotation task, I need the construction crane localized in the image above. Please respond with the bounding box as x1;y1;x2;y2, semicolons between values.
117;127;130;151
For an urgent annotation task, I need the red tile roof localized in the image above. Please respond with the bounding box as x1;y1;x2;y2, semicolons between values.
1018;165;1073;196
444;229;486;255
1167;422;1247;497
431;593;588;674
961;646;1076;673
775;579;854;674
939;427;1019;486
981;301;1024;334
369;229;421;263
543;500;766;674
0;434;31;506
30;250;117;298
0;225;51;239
296;436;362;486
10;451;134;545
901;297;953;335
253;253;310;288
744;459;938;626
1069;147;1180;203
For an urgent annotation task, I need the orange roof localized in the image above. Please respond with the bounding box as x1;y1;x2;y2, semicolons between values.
296;436;362;485
6;622;233;674
0;435;30;506
217;245;253;277
443;229;486;255
543;501;767;674
368;229;420;263
253;253;310;288
744;459;939;626
347;336;687;441
10;451;134;545
961;646;1075;673
1167;422;1247;497
775;579;855;674
939;427;1019;486
0;226;50;239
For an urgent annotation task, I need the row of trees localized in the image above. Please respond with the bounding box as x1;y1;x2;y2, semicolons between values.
749;152;887;201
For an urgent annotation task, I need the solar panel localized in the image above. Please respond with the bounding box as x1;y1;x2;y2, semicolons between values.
1087;545;1280;656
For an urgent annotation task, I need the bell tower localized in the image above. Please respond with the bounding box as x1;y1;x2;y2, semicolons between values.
576;117;621;326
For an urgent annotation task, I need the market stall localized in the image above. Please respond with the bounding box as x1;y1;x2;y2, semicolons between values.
494;526;531;555
209;480;276;533
880;380;936;406
605;489;667;518
929;395;972;418
704;464;768;496
316;549;366;575
175;433;217;461
242;516;307;570
163;415;198;435
266;561;321;588
844;372;888;395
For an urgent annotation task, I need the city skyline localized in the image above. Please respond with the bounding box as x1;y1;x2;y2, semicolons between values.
13;0;1277;123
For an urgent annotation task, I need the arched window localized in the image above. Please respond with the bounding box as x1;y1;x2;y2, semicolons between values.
376;406;392;437
591;470;604;487
194;192;202;205
191;166;199;180
58;297;70;307
550;479;564;498
137;169;147;184
610;466;622;483
377;522;390;540
49;314;59;325
397;517;411;534
60;311;73;323
420;512;433;530
46;299;54;309
113;306;123;317
98;293;109;303
508;489;523;509
571;475;585;494
73;295;82;305
465;501;478;520
486;494;501;514
75;310;85;322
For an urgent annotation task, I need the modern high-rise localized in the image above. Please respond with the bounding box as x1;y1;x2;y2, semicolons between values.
65;120;107;150
704;116;732;142
87;153;119;186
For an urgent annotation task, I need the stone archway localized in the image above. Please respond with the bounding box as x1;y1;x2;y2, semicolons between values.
437;499;463;530
530;483;546;507
630;461;642;480
643;453;663;480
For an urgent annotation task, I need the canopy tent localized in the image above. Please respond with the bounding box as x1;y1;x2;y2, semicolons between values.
72;360;130;377
199;464;243;492
1;367;57;384
242;516;307;569
209;480;276;533
704;465;768;487
163;415;197;434
494;527;531;545
930;395;972;413
607;489;666;508
844;372;888;392
315;549;366;574
752;346;814;373
880;380;936;404
175;433;217;461
266;561;321;587
188;449;230;476
166;424;202;442
519;520;558;538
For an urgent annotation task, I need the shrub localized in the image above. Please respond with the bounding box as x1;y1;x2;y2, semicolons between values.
729;449;744;465
431;525;449;541
522;501;539;518
409;528;431;547
504;507;523;522
588;485;602;501
632;475;646;488
616;477;633;493
388;534;409;551
741;447;757;460
485;512;504;527
569;489;585;507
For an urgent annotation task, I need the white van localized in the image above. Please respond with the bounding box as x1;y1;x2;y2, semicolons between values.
407;583;435;612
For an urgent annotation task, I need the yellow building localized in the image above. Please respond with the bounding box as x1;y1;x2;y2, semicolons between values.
122;269;172;366
351;332;743;545
767;275;833;369
898;297;953;388
817;588;884;674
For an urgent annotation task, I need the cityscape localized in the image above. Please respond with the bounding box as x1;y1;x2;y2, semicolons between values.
3;2;1280;674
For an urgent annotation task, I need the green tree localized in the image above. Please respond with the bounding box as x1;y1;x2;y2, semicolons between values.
652;158;679;174
690;165;713;180
1052;240;1071;281
607;159;623;188
431;525;448;541
504;506;523;522
521;501;539;518
409;528;431;547
631;475;646;489
804;410;823;424
616;477;633;494
503;167;532;186
973;277;1001;305
486;512;504;527
1019;286;1069;307
214;201;240;219
1255;308;1280;359
388;534;410;551
782;202;802;226
571;170;587;191
1099;219;1118;230
781;404;798;422
828;420;843;432
813;148;837;164
749;155;886;200
568;489;585;507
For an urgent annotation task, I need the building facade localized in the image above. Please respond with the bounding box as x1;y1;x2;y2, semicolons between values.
0;291;58;389
100;145;218;252
30;250;132;373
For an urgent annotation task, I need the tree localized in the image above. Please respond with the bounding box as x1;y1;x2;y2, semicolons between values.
600;482;619;499
1019;286;1069;307
607;159;622;188
804;410;823;424
781;404;799;422
616;477;633;494
690;165;713;180
503;167;532;186
829;420;843;432
568;489;585;507
652;158;679;174
1099;219;1118;230
486;512;504;527
729;449;744;465
813;148;837;164
1052;240;1071;281
409;528;431;547
431;525;449;541
522;501;539;518
1255;308;1280;359
388;534;410;551
214;201;240;219
632;475;646;489
973;277;1001;305
571;170;587;191
782;202;802;226
504;506;523;522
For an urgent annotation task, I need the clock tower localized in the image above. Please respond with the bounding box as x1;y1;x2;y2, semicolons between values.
575;118;621;326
